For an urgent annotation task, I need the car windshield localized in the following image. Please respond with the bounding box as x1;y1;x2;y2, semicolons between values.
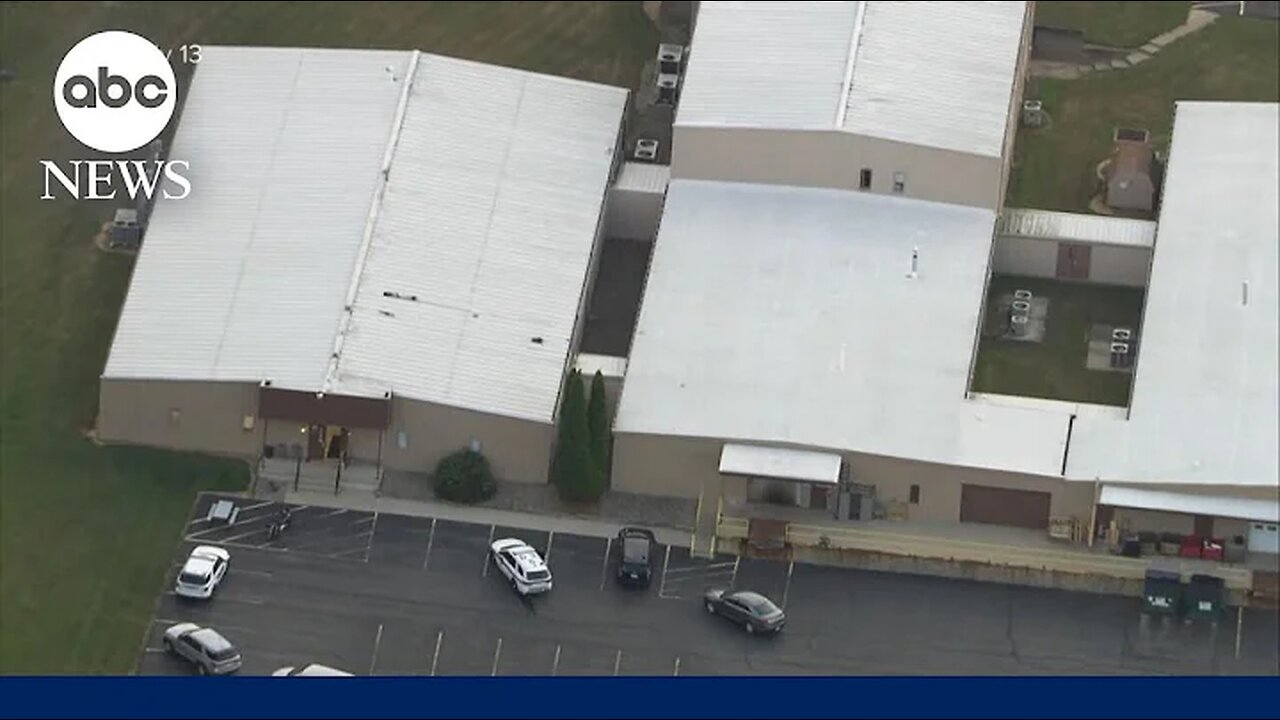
622;537;650;564
179;571;208;585
527;569;550;582
208;646;239;662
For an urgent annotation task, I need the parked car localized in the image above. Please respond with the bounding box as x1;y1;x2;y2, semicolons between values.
163;623;242;675
703;589;786;635
272;663;354;677
174;546;230;600
615;527;656;588
490;538;553;595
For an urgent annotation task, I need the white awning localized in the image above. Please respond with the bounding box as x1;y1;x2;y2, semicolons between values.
718;444;842;484
1100;485;1280;523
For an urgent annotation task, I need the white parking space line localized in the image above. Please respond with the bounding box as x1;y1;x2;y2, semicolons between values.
599;537;612;591
313;508;351;521
352;515;376;527
362;514;378;563
613;650;622;676
490;638;503;677
663;561;736;576
152;618;179;626
673;656;681;677
781;560;795;610
552;644;561;676
369;624;383;676
143;647;168;654
287;531;373;554
430;630;443;677
658;546;671;597
220;527;269;545
422;518;438;572
184;502;279;537
544;531;555;562
482;525;496;578
730;556;741;587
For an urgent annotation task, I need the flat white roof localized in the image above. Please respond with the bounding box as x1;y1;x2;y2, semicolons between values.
615;179;1070;476
676;1;1027;157
104;46;413;391
1100;486;1279;524
997;208;1157;248
1069;103;1279;489
719;444;842;484
104;47;627;423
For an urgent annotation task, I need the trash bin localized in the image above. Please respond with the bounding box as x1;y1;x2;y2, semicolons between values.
1142;568;1183;616
1183;574;1226;623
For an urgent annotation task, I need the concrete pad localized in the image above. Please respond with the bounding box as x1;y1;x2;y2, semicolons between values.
1141;43;1162;54
1092;61;1114;71
1111;59;1131;69
1127;52;1152;65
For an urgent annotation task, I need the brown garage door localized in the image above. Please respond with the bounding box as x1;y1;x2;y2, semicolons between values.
960;484;1051;530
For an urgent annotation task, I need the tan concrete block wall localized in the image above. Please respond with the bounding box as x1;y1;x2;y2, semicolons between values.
671;126;1003;210
380;398;553;484
97;378;261;457
611;432;719;499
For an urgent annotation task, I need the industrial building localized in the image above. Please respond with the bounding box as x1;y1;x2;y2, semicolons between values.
98;3;1278;565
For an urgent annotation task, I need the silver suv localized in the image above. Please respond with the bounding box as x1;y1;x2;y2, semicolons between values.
163;623;242;675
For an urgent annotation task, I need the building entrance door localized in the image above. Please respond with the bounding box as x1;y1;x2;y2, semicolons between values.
306;424;326;461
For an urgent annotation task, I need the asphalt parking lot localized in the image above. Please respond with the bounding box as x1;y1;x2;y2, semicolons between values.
137;494;1280;676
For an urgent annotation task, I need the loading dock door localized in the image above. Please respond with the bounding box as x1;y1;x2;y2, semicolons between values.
960;484;1051;530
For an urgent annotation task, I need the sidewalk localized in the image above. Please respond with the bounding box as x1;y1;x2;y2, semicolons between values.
1033;7;1219;80
285;488;693;550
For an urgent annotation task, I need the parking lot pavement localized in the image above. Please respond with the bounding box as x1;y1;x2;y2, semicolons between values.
140;493;1280;677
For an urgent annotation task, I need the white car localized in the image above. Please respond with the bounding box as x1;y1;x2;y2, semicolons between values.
272;663;354;677
490;538;552;595
174;546;230;599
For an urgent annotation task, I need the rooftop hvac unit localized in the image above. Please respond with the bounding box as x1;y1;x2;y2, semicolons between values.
1013;289;1033;301
1112;327;1133;342
1109;342;1133;369
656;73;680;105
1022;100;1046;128
634;138;659;162
1011;299;1032;316
657;43;685;75
108;208;142;249
1010;313;1030;336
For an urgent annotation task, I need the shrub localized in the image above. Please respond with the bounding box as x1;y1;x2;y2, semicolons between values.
432;448;496;504
552;369;605;503
587;370;610;474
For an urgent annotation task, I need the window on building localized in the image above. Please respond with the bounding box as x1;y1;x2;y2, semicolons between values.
893;172;906;194
859;168;873;190
397;430;408;449
909;484;920;504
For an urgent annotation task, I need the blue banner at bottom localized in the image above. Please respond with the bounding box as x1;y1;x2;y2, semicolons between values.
1;677;1278;719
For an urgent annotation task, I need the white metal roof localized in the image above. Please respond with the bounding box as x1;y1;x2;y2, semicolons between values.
840;1;1026;157
1100;486;1279;524
997;208;1157;248
615;179;1070;476
103;47;626;424
103;46;413;390
676;1;1027;157
1068;103;1279;489
719;444;843;484
328;54;626;422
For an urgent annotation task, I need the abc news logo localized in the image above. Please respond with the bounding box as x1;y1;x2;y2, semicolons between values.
42;30;191;201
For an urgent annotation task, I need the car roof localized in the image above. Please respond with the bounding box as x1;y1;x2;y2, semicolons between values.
510;547;546;570
190;628;233;652
621;535;651;561
182;556;216;574
730;591;780;612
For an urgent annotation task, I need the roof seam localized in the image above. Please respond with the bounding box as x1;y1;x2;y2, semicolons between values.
323;49;421;395
834;0;867;127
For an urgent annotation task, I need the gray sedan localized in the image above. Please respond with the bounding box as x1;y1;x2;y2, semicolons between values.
703;589;786;635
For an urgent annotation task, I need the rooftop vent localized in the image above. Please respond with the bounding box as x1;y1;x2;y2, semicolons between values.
657;43;685;75
1112;327;1132;342
1011;299;1032;316
382;291;419;302
656;73;679;105
1013;289;1033;301
634;138;659;162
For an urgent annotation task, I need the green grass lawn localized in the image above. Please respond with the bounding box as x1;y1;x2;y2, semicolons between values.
1009;16;1280;211
0;1;656;674
1034;1;1191;48
970;276;1145;407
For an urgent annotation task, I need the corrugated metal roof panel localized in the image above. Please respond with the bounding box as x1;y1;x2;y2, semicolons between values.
841;1;1026;157
329;54;627;422
675;1;860;129
102;46;413;390
997;208;1157;248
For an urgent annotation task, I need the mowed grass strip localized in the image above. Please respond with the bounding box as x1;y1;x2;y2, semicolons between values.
0;0;656;674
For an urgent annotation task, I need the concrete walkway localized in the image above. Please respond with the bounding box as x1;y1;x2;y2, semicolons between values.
285;488;694;550
1034;7;1219;80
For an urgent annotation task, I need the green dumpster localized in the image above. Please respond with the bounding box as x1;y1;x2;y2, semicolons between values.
1142;568;1182;616
1183;574;1227;623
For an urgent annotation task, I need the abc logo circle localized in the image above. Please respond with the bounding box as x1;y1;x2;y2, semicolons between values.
53;31;176;154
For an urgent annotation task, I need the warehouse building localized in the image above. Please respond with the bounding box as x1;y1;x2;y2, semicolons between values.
98;46;628;486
